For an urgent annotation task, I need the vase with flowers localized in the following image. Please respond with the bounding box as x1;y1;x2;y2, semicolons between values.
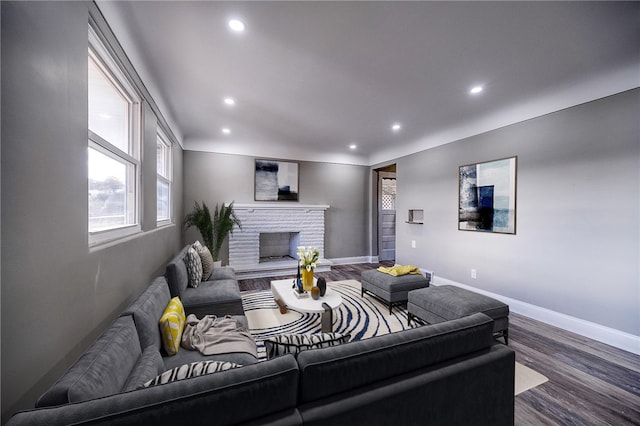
297;246;319;292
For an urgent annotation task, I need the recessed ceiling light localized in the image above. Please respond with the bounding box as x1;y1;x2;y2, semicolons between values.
391;122;402;132
470;86;484;95
349;144;357;150
224;97;236;106
228;19;246;33
221;127;231;135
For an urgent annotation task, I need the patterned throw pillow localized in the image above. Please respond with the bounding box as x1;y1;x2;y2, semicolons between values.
183;246;203;288
159;297;186;356
142;360;241;388
264;333;351;360
194;243;214;281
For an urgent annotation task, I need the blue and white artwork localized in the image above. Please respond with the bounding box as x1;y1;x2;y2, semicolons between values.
459;157;516;234
255;160;299;201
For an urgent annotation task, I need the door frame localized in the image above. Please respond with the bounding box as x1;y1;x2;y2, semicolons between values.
377;171;396;262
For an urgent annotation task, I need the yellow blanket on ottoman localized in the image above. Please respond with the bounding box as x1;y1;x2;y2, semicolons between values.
377;265;422;277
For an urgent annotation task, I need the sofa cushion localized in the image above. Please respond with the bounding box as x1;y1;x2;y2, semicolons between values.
159;297;187;356
36;316;142;407
296;312;494;403
121;276;171;351
180;279;244;317
122;346;165;391
142;360;242;388
184;246;203;288
264;333;351;360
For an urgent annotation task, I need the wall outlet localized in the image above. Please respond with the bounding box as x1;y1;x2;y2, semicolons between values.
411;240;416;248
471;269;477;279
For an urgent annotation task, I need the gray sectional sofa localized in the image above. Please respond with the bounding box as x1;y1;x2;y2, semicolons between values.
7;249;515;425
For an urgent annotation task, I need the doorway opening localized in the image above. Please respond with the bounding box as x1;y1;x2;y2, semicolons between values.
376;165;396;262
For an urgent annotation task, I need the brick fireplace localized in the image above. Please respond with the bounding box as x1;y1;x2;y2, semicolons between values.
228;203;331;278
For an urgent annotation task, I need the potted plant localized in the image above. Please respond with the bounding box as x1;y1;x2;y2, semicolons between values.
184;201;242;266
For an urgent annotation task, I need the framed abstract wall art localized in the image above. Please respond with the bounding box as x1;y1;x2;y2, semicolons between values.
458;156;517;234
255;159;299;201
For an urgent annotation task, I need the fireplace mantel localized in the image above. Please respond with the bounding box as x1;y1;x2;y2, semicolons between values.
231;203;330;212
228;203;331;279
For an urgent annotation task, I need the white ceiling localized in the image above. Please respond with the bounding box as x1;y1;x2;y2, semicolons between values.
97;1;639;166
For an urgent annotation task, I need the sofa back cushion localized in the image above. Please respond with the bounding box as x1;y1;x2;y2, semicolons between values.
36;315;142;407
122;346;165;391
296;312;494;403
121;276;172;351
165;245;190;298
16;355;302;426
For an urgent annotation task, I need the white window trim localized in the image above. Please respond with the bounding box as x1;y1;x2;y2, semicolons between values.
157;128;173;225
88;23;142;247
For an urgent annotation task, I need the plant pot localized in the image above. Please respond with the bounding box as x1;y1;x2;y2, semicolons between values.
213;260;222;269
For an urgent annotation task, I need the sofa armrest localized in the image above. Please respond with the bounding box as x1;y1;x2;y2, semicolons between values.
36;316;142;407
164;246;190;299
210;266;236;281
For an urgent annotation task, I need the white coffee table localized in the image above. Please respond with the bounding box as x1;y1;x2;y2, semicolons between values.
271;278;343;332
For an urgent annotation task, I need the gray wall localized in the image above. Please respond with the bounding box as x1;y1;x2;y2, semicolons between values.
183;151;370;262
1;2;183;421
393;89;639;335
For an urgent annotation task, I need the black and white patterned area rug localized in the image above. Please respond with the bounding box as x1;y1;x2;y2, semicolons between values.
241;279;409;360
240;279;548;395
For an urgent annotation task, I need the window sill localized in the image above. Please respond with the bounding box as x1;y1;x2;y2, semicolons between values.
89;223;176;252
89;225;142;249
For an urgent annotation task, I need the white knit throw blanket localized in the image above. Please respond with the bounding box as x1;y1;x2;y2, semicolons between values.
181;314;258;357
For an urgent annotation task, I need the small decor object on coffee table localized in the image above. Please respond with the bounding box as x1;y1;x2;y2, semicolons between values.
317;277;327;297
311;286;320;300
297;246;319;292
293;266;308;299
271;278;343;332
294;264;304;293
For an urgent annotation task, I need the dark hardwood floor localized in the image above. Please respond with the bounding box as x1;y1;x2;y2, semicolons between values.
239;263;640;425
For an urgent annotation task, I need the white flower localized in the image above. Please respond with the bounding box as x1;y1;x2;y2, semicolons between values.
297;246;320;270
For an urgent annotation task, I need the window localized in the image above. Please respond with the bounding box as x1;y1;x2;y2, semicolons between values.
381;177;396;210
157;129;172;223
88;26;140;244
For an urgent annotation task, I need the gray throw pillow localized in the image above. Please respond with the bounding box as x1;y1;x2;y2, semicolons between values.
183;246;203;288
194;243;214;280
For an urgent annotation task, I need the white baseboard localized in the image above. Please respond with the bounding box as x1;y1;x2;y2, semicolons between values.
434;276;640;356
329;256;378;265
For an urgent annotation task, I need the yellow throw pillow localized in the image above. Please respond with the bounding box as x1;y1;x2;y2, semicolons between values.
159;297;186;356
